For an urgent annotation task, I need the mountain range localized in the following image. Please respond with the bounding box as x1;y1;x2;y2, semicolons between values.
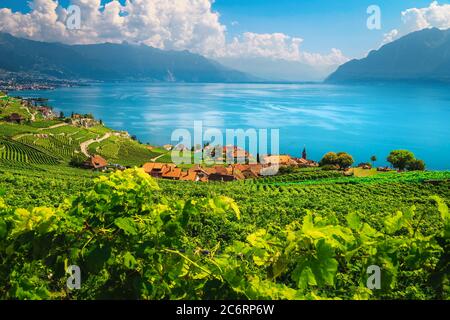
0;32;254;83
2;28;450;84
327;28;450;83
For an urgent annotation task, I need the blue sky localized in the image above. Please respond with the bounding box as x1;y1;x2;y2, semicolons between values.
3;0;447;57
213;0;446;56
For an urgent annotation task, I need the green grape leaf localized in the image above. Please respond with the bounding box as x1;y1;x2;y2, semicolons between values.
114;217;138;235
346;212;362;230
384;211;404;234
292;239;338;290
123;251;137;269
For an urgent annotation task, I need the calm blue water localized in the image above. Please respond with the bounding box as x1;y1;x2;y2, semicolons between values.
13;82;450;169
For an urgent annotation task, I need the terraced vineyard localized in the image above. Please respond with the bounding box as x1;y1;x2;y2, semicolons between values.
88;135;161;166
0;122;38;137
17;134;80;160
0;138;60;165
38;125;99;142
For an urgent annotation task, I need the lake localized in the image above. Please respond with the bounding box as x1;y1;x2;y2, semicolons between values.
13;82;450;169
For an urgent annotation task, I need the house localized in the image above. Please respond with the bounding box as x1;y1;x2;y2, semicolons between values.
84;155;108;170
208;172;236;182
231;168;246;180
162;167;183;180
208;165;245;182
180;170;199;182
358;163;372;170
5;113;24;124
230;164;262;178
242;164;263;178
38;107;53;118
221;145;250;162
187;165;210;180
263;155;292;165
143;162;175;178
295;158;319;168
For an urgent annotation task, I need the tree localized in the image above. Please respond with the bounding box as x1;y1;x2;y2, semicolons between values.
406;159;426;171
387;150;415;171
59;111;65;119
69;153;88;168
336;152;354;169
319;152;338;167
370;155;377;167
320;152;354;169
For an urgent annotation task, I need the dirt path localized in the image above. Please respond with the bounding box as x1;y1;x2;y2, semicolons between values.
12;133;33;140
20;106;36;121
38;123;68;131
80;132;119;157
150;152;169;162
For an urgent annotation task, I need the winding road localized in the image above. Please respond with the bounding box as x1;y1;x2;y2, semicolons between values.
80;132;120;157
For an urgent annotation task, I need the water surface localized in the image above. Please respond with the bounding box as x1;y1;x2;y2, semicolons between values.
13;82;450;169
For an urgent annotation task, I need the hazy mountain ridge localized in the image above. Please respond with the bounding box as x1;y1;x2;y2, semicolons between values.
326;28;450;83
0;33;254;83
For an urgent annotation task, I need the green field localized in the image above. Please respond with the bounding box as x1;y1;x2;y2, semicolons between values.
0;166;448;300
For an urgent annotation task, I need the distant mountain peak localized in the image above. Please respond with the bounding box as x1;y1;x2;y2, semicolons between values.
326;28;450;83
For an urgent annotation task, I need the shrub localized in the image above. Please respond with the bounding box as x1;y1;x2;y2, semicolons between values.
69;153;88;168
406;159;426;171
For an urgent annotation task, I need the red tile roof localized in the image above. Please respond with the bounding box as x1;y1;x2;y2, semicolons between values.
89;155;108;169
162;167;182;179
180;171;198;181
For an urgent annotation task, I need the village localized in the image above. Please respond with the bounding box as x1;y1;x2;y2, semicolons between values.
84;144;320;182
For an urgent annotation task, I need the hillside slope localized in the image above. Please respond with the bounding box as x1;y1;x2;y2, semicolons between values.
326;28;450;83
0;33;253;83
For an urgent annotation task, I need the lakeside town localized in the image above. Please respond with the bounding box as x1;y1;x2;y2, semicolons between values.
0;73;88;92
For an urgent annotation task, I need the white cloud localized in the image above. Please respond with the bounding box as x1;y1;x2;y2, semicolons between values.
225;32;303;61
300;48;348;67
223;32;348;66
0;0;226;56
383;1;450;44
382;29;399;45
0;0;347;69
